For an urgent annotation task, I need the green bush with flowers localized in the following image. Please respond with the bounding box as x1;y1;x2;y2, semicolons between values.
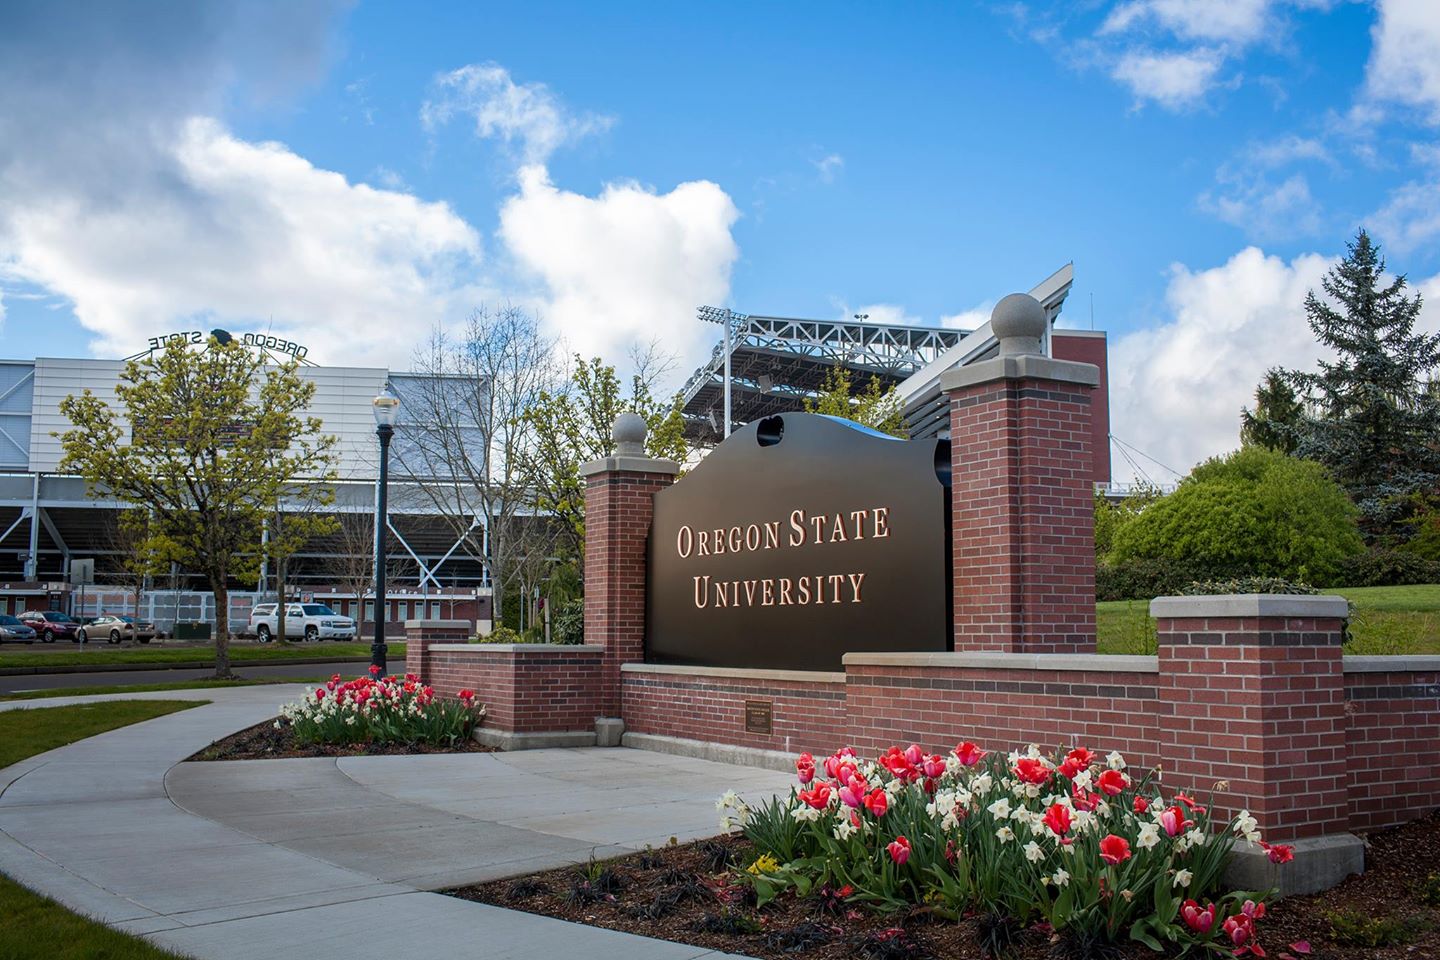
718;742;1293;957
278;667;485;746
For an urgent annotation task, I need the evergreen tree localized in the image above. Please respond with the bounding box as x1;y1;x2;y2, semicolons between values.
1240;368;1303;455
1281;229;1440;539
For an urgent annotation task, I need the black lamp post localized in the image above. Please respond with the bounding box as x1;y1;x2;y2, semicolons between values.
371;383;400;676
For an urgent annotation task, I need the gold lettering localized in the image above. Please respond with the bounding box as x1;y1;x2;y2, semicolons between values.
788;509;805;546
764;521;779;549
693;576;710;608
830;515;847;542
779;578;793;605
848;572;866;603
761;579;775;606
743;580;758;605
714;581;729;607
797;577;811;604
676;525;693;558
850;509;869;539
814;575;823;603
744;524;759;551
712;529;726;555
873;507;891;538
697;530;710;556
728;526;742;553
827;573;844;603
810;515;826;543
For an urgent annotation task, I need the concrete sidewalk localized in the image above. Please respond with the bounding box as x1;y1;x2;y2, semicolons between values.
0;686;792;959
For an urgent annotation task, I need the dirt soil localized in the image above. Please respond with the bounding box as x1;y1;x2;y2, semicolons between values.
449;814;1440;960
186;718;494;761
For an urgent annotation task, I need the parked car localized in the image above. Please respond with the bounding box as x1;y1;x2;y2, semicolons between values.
0;615;37;643
248;603;356;642
77;614;154;644
19;610;81;643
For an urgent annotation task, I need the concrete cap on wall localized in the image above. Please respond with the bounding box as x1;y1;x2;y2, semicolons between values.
992;293;1047;357
1149;594;1351;619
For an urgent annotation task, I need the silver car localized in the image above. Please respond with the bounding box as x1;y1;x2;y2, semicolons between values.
77;614;151;644
0;615;37;643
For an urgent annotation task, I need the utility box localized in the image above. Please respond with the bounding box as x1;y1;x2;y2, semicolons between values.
173;621;212;641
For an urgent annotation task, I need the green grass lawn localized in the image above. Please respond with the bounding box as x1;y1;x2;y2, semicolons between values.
0;699;203;958
0;641;406;670
0;676;327;702
1096;583;1440;655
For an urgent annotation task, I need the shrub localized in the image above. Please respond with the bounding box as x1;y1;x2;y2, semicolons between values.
1096;557;1240;601
1109;446;1363;587
551;597;584;644
474;625;523;644
1324;909;1428;947
278;669;484;746
1182;576;1318;596
720;743;1292;956
1334;548;1440;587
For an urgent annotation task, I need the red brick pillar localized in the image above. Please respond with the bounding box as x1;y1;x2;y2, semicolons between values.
404;619;471;682
581;413;679;718
942;294;1098;653
1154;594;1361;896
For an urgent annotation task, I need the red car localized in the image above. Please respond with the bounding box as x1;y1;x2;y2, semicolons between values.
19;610;82;643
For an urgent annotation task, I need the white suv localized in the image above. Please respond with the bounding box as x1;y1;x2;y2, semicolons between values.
249;603;356;642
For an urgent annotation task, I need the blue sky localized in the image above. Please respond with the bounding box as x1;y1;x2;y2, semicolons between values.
2;1;1439;479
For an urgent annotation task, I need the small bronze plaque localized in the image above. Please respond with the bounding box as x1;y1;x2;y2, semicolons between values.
744;699;773;735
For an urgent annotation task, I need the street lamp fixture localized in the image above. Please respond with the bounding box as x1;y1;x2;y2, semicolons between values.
370;383;400;676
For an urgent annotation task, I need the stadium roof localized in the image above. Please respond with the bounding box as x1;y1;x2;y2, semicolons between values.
679;264;1074;443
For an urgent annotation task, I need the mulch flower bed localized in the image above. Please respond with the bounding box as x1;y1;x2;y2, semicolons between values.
186;717;494;761
449;813;1440;960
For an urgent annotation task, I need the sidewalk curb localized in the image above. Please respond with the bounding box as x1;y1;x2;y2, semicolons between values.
0;656;372;677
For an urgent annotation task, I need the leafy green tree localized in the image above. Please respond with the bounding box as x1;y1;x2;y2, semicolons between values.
1093;484;1161;557
803;366;908;438
1109;446;1363;586
264;486;339;643
58;337;336;677
521;354;688;562
1280;229;1440;539
1240;368;1303;455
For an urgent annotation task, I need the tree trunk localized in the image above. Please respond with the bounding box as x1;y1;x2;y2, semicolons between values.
213;581;233;679
276;555;287;644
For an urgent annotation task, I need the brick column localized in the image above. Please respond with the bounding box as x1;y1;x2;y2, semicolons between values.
942;294;1098;653
404;619;472;682
1153;594;1362;896
580;413;679;718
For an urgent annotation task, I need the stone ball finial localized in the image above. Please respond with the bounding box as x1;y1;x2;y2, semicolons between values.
991;293;1047;357
612;411;648;456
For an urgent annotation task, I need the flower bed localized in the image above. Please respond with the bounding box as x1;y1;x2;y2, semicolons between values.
721;743;1293;957
279;668;485;747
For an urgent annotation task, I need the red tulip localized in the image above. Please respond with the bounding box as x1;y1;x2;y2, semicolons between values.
1098;834;1132;865
887;835;911;865
1058;757;1084;779
864;788;889;818
1260;841;1294;864
369;664;381;676
799;782;832;809
796;753;816;784
1071;786;1101;812
1181;899;1216;934
1133;795;1150;814
839;775;868;808
1175;791;1207;814
1065;747;1099;768
953;741;986;766
922;755;947;779
1042;802;1073;837
1096;769;1128;796
1223;914;1255;949
1159;805;1193;837
1013;757;1052;785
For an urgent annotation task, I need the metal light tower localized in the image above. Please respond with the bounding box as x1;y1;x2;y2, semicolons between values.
697;306;745;438
370;383;400;676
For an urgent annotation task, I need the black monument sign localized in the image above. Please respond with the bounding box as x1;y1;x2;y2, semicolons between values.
646;413;951;671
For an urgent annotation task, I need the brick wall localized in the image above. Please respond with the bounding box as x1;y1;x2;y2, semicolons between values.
423;643;604;733
946;376;1097;654
843;654;1161;767
1051;331;1111;485
1344;660;1440;832
622;665;846;756
584;467;676;714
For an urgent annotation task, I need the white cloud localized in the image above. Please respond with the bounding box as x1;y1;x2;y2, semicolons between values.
422;63;613;165
813;153;845;183
2;118;484;365
1365;0;1440;122
1198;173;1321;240
1370;178;1440;252
1101;0;1276;44
1109;247;1335;481
1110;48;1225;109
1247;135;1332;168
497;165;740;366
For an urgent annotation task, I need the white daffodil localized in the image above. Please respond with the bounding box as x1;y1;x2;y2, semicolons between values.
996;826;1016;843
987;798;1012;819
1136;823;1161;849
1107;751;1126;771
972;773;994;795
1185;828;1207;848
1174;869;1193;888
1052;868;1071;887
1024;841;1045;863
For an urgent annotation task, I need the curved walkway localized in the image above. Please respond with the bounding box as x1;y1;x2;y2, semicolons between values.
0;686;790;959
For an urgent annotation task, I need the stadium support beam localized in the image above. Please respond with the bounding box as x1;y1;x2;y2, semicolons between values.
386;518;442;591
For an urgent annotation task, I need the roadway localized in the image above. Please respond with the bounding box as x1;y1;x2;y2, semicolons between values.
0;660;363;695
